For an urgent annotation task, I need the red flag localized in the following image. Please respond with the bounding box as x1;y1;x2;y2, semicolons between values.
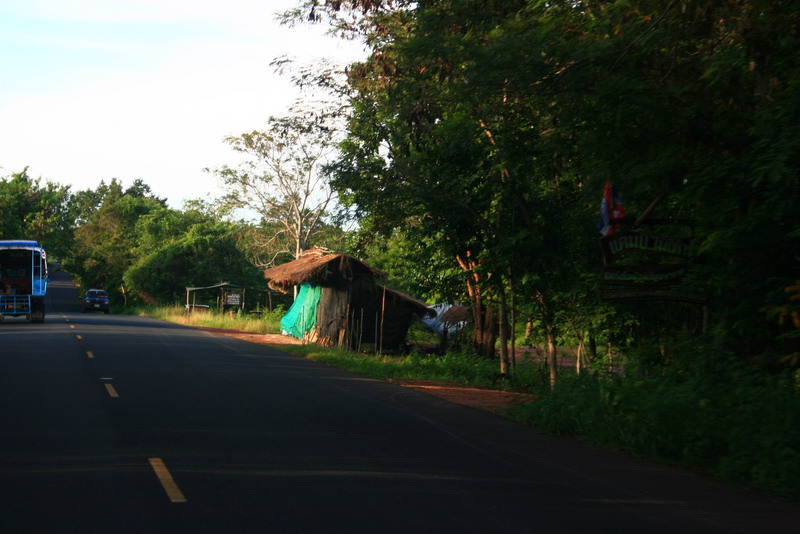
598;181;625;236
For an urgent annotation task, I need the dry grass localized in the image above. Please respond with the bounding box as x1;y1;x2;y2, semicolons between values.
135;305;283;334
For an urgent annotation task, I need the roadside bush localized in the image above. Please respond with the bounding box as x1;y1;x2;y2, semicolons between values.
506;354;800;499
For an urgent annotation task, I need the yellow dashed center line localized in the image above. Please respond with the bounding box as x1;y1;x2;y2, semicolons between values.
104;383;119;398
69;324;75;329
148;458;187;503
76;335;82;340
87;351;94;359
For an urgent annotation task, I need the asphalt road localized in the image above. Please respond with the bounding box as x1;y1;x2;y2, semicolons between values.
1;269;799;533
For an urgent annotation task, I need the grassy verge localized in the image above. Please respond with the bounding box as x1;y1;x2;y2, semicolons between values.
277;343;544;391
129;305;284;334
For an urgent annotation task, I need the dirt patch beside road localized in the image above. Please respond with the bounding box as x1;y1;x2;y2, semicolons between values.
196;327;303;346
389;379;534;412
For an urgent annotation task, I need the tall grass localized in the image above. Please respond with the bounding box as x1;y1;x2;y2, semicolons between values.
131;305;284;334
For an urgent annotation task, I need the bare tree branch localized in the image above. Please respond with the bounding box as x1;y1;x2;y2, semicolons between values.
210;114;340;264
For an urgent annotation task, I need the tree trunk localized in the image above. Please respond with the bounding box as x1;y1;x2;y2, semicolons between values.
535;290;558;388
457;252;498;359
509;281;516;371
588;334;597;361
546;329;558;389
498;284;510;375
473;301;498;359
439;329;449;353
576;336;585;374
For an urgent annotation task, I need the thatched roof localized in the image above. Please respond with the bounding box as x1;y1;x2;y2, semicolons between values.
378;285;436;318
440;305;471;324
263;249;383;292
264;250;434;318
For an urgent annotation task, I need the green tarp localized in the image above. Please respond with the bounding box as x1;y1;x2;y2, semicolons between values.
280;284;321;339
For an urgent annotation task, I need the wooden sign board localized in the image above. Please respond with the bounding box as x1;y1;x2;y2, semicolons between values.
602;264;687;287
600;232;692;265
601;287;707;304
599;226;704;304
225;293;242;306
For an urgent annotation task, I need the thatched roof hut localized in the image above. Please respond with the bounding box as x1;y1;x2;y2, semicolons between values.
264;249;381;291
264;249;434;352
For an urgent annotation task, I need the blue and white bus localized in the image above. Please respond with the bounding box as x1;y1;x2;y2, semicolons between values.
0;240;48;322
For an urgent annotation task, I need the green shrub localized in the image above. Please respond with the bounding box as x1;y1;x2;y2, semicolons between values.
506;356;800;499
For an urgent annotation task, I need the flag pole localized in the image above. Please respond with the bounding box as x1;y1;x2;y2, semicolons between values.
635;189;669;227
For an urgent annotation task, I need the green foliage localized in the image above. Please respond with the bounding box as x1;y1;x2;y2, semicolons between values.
507;354;800;498
65;181;167;299
124;221;262;304
0;172;300;310
63;179;266;306
0;169;73;257
310;0;800;367
345;224;464;303
133;206;209;253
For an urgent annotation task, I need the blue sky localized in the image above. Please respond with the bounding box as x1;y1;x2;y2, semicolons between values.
0;0;364;207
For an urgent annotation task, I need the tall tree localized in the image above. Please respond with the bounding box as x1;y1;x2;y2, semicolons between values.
211;114;338;266
0;169;74;258
292;0;573;365
66;181;166;298
124;220;261;304
287;0;800;370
